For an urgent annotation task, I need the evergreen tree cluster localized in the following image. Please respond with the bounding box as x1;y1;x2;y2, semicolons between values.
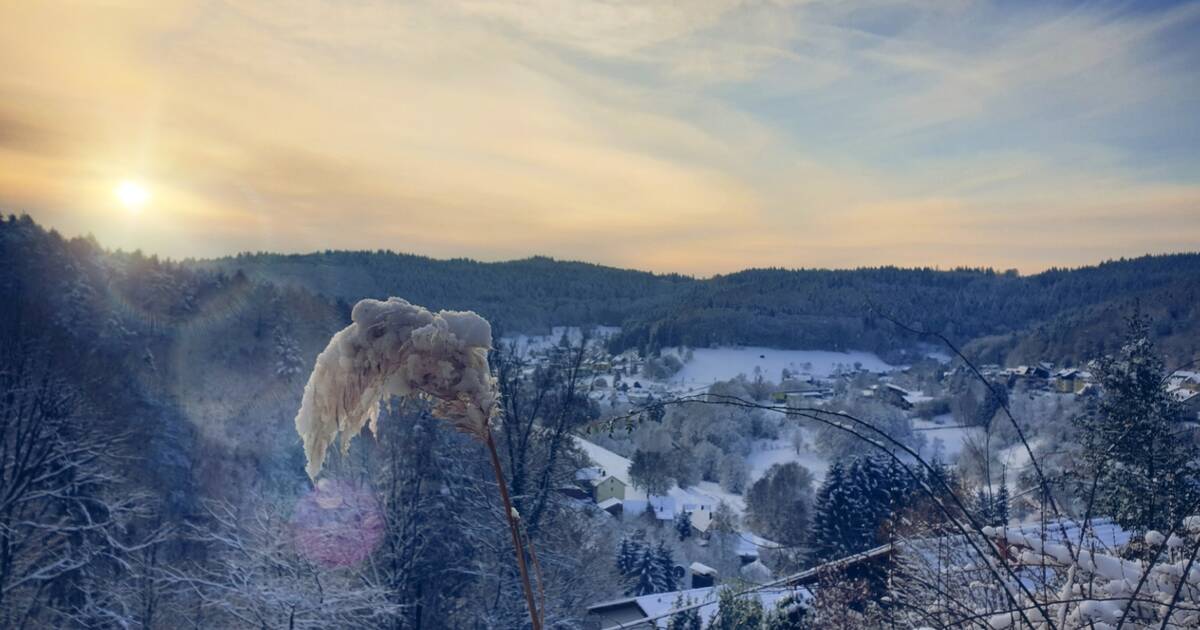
973;483;1010;527
615;533;677;596
808;455;923;564
666;595;703;630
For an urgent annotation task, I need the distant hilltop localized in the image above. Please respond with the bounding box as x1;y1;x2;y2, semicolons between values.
6;214;1200;367
198;244;1200;368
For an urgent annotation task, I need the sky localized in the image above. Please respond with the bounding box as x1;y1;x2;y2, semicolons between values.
1;0;1198;276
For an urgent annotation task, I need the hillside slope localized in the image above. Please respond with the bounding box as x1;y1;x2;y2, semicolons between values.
196;245;1200;365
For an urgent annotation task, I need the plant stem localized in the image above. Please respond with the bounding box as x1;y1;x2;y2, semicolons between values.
485;427;543;630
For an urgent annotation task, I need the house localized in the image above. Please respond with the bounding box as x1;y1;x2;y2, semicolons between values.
585;596;653;629
584;585;805;630
1052;368;1092;394
1167;370;1200;393
680;502;714;533
556;484;591;500
876;384;915;410
739;560;773;584
772;389;833;407
1172;388;1200;420
1006;365;1051;384
576;467;606;483
597;497;623;516
577;466;628;503
594;476;628;503
585;544;896;629
688;562;718;588
734;531;779;565
623;495;675;523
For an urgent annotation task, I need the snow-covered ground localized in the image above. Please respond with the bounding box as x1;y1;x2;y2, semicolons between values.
746;435;830;482
912;415;981;462
573;437;746;513
997;439;1038;489
501;325;620;356
666;346;895;388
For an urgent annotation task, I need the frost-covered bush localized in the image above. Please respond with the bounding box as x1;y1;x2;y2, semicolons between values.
813;399;922;460
981;517;1200;629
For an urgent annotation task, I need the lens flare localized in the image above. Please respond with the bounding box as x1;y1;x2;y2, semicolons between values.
290;479;384;567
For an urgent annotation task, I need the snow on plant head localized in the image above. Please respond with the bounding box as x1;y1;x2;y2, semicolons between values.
295;297;498;479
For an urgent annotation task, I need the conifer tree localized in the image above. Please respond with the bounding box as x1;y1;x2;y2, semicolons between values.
667;595;702;630
808;461;852;563
616;535;639;577
627;542;676;596
675;510;693;541
1074;313;1200;534
710;587;765;630
629;547;658;596
975;487;996;525
810;456;918;564
653;541;678;593
994;482;1009;525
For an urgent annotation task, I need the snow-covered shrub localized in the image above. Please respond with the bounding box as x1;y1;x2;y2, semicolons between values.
981;517;1200;629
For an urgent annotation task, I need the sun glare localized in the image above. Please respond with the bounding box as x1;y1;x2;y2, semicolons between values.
115;180;150;212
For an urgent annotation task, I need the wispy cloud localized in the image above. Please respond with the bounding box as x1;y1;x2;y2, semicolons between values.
0;0;1196;274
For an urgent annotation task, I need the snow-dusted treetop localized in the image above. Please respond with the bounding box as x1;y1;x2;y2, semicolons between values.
295;297;498;479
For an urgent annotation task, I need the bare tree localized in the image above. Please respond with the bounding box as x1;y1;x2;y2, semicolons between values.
168;501;400;629
0;338;160;627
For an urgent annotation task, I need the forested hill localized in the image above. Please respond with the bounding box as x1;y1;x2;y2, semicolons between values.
193;251;692;334
5;215;1198;366
199;246;1200;365
611;260;1200;364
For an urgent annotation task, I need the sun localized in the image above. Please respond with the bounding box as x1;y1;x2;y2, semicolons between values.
115;180;150;212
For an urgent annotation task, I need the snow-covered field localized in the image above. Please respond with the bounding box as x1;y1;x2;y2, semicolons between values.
913;415;981;462
666;346;895;387
746;435;831;482
502;326;620;356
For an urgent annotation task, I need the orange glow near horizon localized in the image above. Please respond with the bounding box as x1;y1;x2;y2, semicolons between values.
0;1;1198;275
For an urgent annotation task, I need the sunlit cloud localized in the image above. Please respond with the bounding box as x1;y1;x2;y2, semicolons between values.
0;0;1197;274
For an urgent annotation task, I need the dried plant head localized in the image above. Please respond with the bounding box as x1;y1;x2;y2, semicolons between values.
295;297;499;479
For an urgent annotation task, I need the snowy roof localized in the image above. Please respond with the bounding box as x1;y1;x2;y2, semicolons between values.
734;531;780;559
574;438;636;489
689;562;717;577
903;390;933;405
632;585;808;629
597;497;623;511
575;437;748;522
1168;370;1200;384
739;560;773;584
576;466;607;482
1171;388;1200;404
624;495;675;521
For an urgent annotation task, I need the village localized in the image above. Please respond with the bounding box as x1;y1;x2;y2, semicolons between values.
503;328;1200;628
